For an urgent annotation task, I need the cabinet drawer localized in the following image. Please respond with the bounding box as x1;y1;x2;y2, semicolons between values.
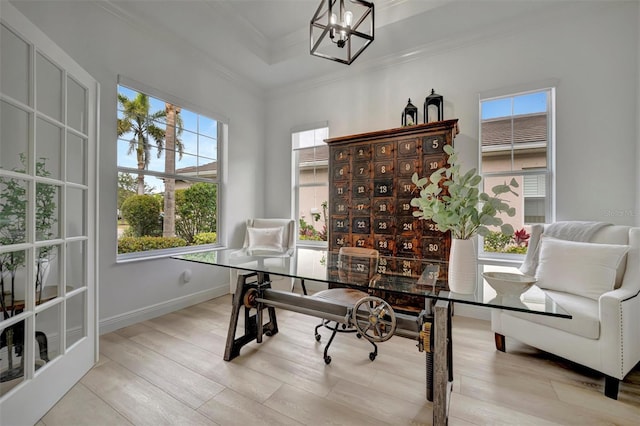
397;216;420;234
374;235;395;255
351;198;370;215
351;217;371;234
396;198;415;216
332;199;349;215
333;147;350;163
352;180;371;198
397;138;419;157
373;217;395;235
373;198;395;215
397;178;417;198
422;236;450;260
332;217;349;233
373;179;394;197
373;161;394;179
333;164;350;180
396;258;424;278
396;236;421;256
374;142;394;159
351;234;373;249
352;145;371;161
333;182;349;198
422;134;446;154
423;154;447;175
397;158;420;177
331;233;349;249
352;161;371;180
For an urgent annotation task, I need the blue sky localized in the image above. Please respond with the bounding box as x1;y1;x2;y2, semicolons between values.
481;91;547;120
117;86;218;192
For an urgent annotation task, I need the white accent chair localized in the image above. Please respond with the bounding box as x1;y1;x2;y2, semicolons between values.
229;218;296;293
491;224;640;399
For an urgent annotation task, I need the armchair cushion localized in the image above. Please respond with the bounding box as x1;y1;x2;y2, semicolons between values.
246;226;285;254
536;237;629;300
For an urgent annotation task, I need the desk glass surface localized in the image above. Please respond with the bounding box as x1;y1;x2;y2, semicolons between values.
173;247;570;318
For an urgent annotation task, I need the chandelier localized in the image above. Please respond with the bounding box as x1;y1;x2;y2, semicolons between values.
310;0;374;65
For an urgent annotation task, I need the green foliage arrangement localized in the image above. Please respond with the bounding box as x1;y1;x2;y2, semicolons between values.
410;145;519;240
121;194;161;237
175;183;217;244
117;236;187;254
193;232;217;245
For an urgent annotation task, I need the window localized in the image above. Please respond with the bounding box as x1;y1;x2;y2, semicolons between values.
479;88;555;257
292;125;329;245
116;80;223;257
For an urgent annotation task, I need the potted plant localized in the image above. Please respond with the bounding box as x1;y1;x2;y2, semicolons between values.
410;144;518;293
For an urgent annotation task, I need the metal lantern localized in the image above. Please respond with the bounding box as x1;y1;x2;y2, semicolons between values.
402;98;418;126
424;89;443;123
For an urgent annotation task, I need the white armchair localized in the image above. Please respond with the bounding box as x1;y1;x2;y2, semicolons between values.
491;223;640;399
229;218;296;293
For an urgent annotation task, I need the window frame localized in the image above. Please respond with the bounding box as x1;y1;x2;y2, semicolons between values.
116;76;226;261
478;86;556;262
291;122;329;247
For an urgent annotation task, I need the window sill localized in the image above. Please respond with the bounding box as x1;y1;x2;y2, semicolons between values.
116;244;226;264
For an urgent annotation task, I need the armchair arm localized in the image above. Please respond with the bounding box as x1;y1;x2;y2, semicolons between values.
598;288;640;378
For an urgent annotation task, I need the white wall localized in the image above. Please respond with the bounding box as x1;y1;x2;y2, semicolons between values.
265;2;639;227
637;3;640;227
10;1;267;331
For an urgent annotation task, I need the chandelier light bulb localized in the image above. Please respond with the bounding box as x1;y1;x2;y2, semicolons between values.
344;10;353;27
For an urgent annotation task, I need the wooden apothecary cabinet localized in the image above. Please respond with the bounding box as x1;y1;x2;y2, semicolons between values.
325;120;459;311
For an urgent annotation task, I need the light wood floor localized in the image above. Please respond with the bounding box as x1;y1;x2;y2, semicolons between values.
37;294;640;425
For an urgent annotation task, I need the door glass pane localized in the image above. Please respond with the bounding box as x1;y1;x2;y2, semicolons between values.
0;250;28;317
36;118;62;180
36;183;60;241
66;132;86;184
66;240;86;290
66;76;86;133
0;319;26;396
66;291;85;349
35;303;61;363
36;52;63;122
66;187;85;238
0;179;28;244
1;100;29;172
37;244;60;305
0;24;30;106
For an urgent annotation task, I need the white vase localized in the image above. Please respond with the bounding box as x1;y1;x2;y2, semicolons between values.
448;238;478;294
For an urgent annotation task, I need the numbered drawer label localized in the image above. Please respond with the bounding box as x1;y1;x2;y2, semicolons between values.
373;161;394;178
397;158;420;176
396;198;416;216
332;217;349;233
351;234;373;248
374;179;394;197
373;198;396;215
352;145;371;161
417;263;443;286
397;258;423;278
333;164;350;180
352;181;370;197
332;233;348;248
352;217;371;234
422;134;446;154
398;216;420;234
421;236;449;260
373;217;394;235
422;219;441;235
398;179;417;197
353;161;371;179
333;148;350;163
423;154;446;174
397;138;419;157
377;256;391;275
334;182;349;198
352;198;371;215
374;142;394;159
396;236;421;256
374;236;396;255
333;199;349;215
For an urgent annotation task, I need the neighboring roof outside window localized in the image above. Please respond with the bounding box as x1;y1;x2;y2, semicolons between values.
481;113;547;152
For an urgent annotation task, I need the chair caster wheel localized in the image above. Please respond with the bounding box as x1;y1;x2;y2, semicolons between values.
369;352;376;361
324;356;332;365
265;331;272;337
315;334;321;342
356;333;362;339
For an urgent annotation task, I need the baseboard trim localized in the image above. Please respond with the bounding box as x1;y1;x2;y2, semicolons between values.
99;286;229;335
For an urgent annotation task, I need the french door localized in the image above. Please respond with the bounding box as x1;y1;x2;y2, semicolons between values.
0;4;98;424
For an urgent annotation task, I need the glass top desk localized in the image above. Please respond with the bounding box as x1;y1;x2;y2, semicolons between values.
174;247;570;426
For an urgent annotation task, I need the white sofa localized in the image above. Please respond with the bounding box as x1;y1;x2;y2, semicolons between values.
491;223;640;399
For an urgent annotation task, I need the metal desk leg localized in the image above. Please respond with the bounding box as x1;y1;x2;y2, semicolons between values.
224;271;278;361
433;299;452;426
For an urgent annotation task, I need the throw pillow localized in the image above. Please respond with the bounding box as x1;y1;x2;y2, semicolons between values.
247;226;285;253
536;236;629;300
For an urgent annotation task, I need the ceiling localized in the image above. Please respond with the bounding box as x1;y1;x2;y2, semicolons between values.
10;0;570;93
